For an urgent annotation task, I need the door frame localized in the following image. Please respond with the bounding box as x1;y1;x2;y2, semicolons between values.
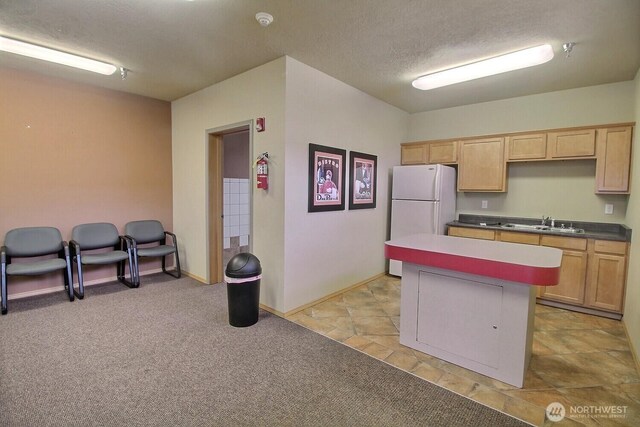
205;120;253;284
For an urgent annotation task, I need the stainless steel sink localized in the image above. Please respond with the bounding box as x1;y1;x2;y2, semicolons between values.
501;223;550;231
547;226;585;234
501;223;585;234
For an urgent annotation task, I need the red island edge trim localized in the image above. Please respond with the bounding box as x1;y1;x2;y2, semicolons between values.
385;243;560;286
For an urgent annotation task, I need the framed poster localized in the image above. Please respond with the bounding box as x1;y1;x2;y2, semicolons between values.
308;143;346;212
348;151;377;210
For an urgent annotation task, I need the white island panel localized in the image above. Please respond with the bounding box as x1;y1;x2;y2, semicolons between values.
387;233;561;388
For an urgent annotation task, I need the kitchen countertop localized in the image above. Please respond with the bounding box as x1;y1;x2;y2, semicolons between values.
448;214;631;242
385;233;562;286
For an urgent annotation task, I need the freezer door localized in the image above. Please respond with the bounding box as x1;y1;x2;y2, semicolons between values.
389;200;438;276
392;165;440;201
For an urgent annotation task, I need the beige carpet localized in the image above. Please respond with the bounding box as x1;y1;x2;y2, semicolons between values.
0;274;528;426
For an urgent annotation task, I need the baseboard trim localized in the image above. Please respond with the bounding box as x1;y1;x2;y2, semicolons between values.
260;304;285;318
182;270;207;284
536;298;622;320
282;272;387;319
622;320;640;375
7;268;164;301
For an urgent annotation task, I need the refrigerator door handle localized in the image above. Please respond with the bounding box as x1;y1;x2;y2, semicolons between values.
433;165;440;200
433;203;438;234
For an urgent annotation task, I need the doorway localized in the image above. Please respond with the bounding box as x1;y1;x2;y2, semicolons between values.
207;123;252;284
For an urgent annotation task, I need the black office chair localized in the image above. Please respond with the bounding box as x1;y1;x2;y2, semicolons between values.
1;226;74;315
70;222;137;299
125;220;181;286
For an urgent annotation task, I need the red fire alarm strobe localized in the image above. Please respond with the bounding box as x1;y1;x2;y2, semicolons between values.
256;117;265;132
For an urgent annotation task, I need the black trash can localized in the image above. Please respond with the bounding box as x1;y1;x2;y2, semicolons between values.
225;253;262;327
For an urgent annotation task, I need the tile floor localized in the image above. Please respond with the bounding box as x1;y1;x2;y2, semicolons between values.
288;275;640;426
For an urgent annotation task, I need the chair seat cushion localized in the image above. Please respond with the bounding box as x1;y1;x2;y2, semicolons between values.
6;258;67;276
81;250;129;265
137;245;176;257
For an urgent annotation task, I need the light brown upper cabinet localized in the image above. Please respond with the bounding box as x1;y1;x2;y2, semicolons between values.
401;140;457;165
427;141;457;164
595;126;633;194
401;122;633;193
547;129;596;158
401;143;428;165
458;137;506;192
506;133;547;161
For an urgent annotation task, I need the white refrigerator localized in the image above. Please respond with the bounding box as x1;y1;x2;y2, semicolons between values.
389;164;456;276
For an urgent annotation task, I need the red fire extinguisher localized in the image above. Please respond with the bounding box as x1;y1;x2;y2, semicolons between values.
256;152;269;190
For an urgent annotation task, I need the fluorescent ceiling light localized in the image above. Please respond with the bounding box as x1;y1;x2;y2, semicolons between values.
412;44;554;90
0;36;117;75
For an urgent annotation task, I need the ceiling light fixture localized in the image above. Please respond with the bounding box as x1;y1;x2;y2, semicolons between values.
412;44;554;91
0;36;117;75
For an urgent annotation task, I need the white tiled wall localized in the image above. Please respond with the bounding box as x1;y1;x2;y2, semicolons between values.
223;178;250;249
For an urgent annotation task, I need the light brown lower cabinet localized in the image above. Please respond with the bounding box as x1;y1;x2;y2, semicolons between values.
447;226;496;240
539;249;587;305
585;240;627;312
539;236;588;305
446;227;628;315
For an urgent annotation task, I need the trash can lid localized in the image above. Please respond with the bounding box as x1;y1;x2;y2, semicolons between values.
225;252;262;278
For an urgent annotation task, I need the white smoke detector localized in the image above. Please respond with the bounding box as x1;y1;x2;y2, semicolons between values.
255;12;274;27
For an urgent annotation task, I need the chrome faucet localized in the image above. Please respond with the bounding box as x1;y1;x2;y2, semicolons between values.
542;216;554;227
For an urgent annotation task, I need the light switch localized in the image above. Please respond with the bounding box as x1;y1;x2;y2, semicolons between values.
481;200;488;209
605;204;614;215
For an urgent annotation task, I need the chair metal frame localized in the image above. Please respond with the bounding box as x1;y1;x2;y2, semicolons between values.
69;223;138;299
1;227;74;315
125;220;181;286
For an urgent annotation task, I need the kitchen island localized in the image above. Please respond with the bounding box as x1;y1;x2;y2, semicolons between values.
385;233;562;387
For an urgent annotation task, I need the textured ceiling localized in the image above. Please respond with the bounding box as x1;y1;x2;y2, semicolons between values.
1;0;639;113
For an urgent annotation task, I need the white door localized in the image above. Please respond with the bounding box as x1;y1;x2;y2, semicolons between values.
389;200;438;276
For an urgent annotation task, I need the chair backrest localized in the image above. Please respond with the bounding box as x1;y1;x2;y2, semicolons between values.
4;227;64;257
125;220;166;244
72;223;120;250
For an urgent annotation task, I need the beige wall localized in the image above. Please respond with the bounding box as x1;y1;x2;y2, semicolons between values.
623;69;640;360
282;57;407;311
171;57;287;309
408;81;636;222
0;67;173;296
171;56;409;313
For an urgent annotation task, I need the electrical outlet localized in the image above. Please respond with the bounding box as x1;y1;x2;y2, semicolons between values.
481;200;488;209
605;204;614;215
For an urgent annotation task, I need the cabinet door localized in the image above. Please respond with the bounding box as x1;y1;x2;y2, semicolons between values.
586;253;626;312
448;226;495;240
498;231;540;245
548;129;596;158
458;137;506;192
401;143;428;165
507;133;547;160
595;126;632;193
428;141;457;164
540;250;587;305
